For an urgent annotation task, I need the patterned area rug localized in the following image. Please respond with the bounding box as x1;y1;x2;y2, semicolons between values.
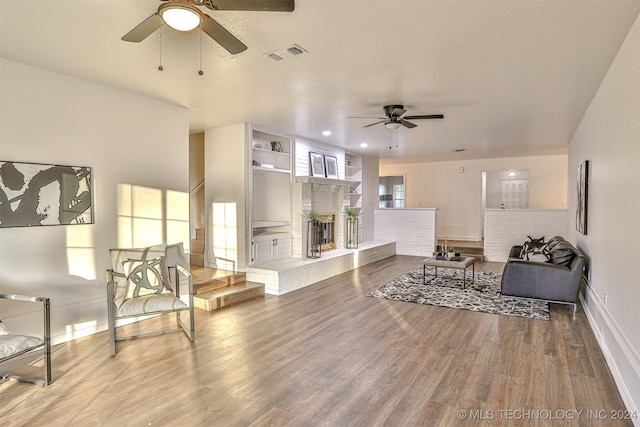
367;267;549;321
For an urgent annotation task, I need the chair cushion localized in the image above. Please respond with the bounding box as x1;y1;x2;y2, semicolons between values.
0;320;9;336
122;257;168;299
109;244;171;307
0;334;44;359
117;293;188;317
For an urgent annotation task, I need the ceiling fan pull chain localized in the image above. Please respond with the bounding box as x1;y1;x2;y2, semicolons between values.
158;30;164;71
198;32;204;76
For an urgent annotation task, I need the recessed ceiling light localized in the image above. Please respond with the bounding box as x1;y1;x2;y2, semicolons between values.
322;130;331;136
360;143;368;148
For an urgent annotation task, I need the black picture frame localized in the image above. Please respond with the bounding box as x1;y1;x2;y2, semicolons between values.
0;160;93;228
576;160;589;235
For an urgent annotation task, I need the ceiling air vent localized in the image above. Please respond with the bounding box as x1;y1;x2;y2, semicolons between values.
265;44;308;61
287;45;305;55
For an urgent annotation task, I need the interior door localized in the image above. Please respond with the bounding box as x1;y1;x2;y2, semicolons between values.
501;179;529;209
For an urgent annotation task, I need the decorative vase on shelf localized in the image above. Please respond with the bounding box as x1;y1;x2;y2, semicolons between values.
346;217;359;249
304;209;322;258
307;220;322;258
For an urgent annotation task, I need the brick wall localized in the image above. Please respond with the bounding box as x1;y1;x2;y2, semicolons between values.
373;209;437;256
484;209;568;262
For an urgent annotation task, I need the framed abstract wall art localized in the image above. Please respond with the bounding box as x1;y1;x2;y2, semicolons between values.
576;160;589;235
0;161;93;228
324;155;338;179
309;152;326;177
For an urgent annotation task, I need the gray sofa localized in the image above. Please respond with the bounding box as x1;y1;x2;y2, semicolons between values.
500;236;586;312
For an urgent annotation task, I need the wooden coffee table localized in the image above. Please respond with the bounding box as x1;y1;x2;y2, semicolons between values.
423;256;476;288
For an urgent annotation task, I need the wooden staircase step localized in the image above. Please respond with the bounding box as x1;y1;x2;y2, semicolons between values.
195;227;205;241
194;272;247;293
190;239;205;254
194;281;265;311
191;267;241;284
190;253;204;267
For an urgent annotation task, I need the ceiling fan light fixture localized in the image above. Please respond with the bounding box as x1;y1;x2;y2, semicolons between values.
160;3;202;32
385;121;402;130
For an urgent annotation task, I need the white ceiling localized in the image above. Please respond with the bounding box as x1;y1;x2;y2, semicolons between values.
1;0;639;162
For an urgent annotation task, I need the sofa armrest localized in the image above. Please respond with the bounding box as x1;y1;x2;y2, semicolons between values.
501;260;579;303
509;245;523;259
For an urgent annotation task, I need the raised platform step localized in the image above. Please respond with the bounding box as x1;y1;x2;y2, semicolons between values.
193;281;265;312
248;240;396;295
436;239;485;262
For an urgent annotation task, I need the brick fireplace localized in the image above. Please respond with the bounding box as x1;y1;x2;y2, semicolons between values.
295;177;351;257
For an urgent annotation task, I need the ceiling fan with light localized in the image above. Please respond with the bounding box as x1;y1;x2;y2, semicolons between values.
121;0;295;54
350;105;444;129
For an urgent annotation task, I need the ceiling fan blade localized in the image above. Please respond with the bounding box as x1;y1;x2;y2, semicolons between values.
363;120;386;128
203;0;295;12
200;15;247;54
121;13;164;42
348;116;386;119
401;120;417;129
403;114;445;120
390;107;406;117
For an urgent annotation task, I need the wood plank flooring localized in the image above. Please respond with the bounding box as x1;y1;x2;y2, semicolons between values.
0;256;632;426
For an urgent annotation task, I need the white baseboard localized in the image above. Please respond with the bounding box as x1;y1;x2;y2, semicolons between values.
580;284;640;427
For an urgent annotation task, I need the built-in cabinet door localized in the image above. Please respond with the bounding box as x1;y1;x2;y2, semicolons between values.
252;233;291;264
273;235;292;259
253;238;275;264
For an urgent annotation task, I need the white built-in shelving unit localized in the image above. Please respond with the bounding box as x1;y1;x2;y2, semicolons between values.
345;154;362;211
250;128;293;265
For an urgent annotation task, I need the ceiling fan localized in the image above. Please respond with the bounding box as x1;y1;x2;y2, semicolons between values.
121;0;295;54
350;104;444;129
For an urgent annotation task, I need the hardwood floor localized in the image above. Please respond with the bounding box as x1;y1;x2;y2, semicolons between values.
0;256;632;426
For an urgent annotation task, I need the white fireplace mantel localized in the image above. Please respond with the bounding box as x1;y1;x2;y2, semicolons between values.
295;176;357;187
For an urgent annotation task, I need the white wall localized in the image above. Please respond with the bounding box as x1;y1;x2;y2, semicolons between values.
0;59;189;344
360;155;379;242
204;124;248;270
380;155;567;240
567;14;640;419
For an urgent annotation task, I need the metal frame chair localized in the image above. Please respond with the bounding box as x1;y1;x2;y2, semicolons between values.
0;293;51;386
107;262;195;356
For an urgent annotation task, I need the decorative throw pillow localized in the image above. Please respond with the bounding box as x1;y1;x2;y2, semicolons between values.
520;235;545;258
545;236;565;252
549;241;576;267
109;244;170;306
122;257;168;299
0;320;9;335
524;242;551;262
